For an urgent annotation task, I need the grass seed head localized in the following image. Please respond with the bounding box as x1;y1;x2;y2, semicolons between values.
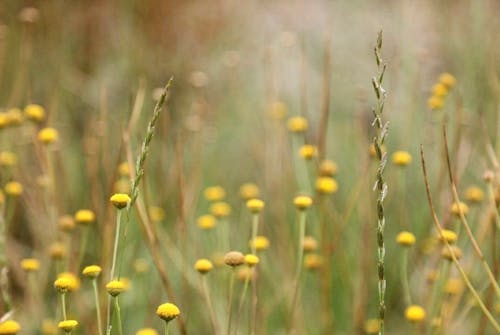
396;231;416;247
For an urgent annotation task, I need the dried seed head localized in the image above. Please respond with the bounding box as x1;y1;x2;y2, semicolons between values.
224;251;245;267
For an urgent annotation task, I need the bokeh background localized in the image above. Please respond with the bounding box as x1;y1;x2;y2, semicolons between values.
0;0;499;334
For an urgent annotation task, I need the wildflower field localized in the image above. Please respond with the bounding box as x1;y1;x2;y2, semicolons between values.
0;1;499;334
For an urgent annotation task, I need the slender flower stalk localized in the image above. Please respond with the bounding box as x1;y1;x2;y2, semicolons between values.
371;31;389;335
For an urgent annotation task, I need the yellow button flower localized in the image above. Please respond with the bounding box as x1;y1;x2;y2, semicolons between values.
110;193;131;209
136;328;159;335
239;183;260;200
304;254;323;270
194;259;213;274
203;186;225;201
249;236;270;251
156;303;181;322
0;151;17;167
196;214;216;230
464;186;484;203
210;201;231;218
437;229;457;244
244;254;259;267
439;73;456;88
57;320;78;332
24;104;45;123
405;305;426;322
106;280;127;297
0;320;21;334
319;159;338;177
74;209;95;225
82;265;102;278
4;181;23;197
293;196;313;210
391;150;412;166
302;236;318;252
450;201;469;217
315;177;338;194
37;127;58;144
246;198;265;214
427;96;444;110
287;116;308;133
21;258;40;272
299;145;318;160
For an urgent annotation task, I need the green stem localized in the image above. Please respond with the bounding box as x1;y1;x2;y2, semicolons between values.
401;249;411;306
250;214;259;255
288;210;307;334
427;261;450;335
92;279;104;335
61;293;67;320
226;268;236;335
201;276;218;334
164;321;170;335
235;269;251;333
114;297;123;335
107;210;123;335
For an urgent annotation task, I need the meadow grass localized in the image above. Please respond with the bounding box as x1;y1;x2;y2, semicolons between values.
0;1;499;335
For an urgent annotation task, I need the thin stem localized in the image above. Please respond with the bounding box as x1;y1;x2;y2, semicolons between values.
288;210;307;334
106;210;123;335
164;321;170;335
427;261;450;335
486;183;500;230
201;276;219;335
442;126;500;298
400;249;411;306
92;279;104;335
226;268;236;335
250;214;259;255
419;145;500;332
114;297;123;335
61;293;67;320
235;269;251;333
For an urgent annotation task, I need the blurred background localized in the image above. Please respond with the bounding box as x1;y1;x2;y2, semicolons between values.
0;0;499;334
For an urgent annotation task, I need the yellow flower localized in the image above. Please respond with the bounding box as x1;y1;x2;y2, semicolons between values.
302;236;318;252
287;116;308;133
4;181;23;197
118;162;130;177
203;186;226;201
0;114;8;129
149;206;166;222
293;195;313;210
249;236;270;251
269;101;287;120
246;198;265;213
244;254;259;267
396;231;416;247
37;127;58;144
405;305;426;322
315;177;338;194
82;265;102;278
58;215;76;232
439;73;456;88
114;179;131;194
464;186;484;203
0;320;21;334
239;183;260;200
210;201;231;218
304;254;323;270
49;242;67;259
54;277;72;293
427;95;444;110
431;83;448;97
6;108;23;126
24;104;45;122
110;193;131;209
196;214;216;230
363;318;381;334
437;229;457;244
444;278;463;295
319;159;338;177
450;201;468;217
0;151;17;167
441;245;462;261
136;328;159;335
20;258;40;272
299;145;318;160
57;320;78;332
74;209;95;225
194;259;213;274
134;258;150;273
156;303;181;322
224;251;245;267
391;150;412;166
106;280;126;297
57;272;80;292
